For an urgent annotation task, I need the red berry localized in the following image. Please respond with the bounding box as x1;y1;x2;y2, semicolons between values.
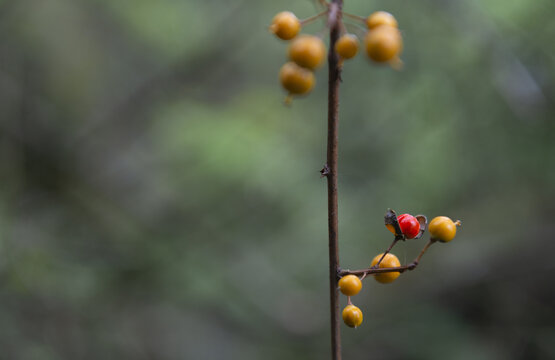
397;214;420;239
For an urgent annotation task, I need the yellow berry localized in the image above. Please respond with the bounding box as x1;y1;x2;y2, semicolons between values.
370;253;401;284
366;11;398;29
289;35;326;69
269;11;301;40
342;305;363;328
338;275;362;296
428;216;460;243
335;34;359;60
365;25;402;63
279;62;315;95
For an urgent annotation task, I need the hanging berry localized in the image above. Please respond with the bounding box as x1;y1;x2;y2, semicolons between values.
269;11;301;40
338;274;362;296
335;34;359;60
365;25;403;63
366;11;398;29
289;35;327;69
279;62;315;97
342;305;363;328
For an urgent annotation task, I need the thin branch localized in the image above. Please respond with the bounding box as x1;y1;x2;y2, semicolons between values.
339;239;436;278
414;239;435;264
372;238;400;268
300;10;328;25
339;263;418;277
342;11;366;24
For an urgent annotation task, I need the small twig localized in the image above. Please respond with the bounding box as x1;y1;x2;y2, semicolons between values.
339;238;436;279
343;22;367;39
301;10;328;25
339;263;417;277
360;272;367;280
414;239;435;264
342;11;366;24
372;238;400;268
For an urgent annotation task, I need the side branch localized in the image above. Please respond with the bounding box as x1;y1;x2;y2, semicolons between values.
339;262;418;277
339;239;436;279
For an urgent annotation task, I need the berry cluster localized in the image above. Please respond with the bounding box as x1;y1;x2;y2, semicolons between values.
270;9;403;102
269;3;463;338
338;210;461;328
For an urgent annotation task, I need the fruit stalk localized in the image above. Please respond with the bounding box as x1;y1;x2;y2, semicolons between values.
325;1;343;360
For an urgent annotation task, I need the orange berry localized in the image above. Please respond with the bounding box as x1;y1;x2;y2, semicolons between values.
366;11;398;29
335;34;359;60
342;305;363;328
365;25;402;63
428;216;461;243
279;62;315;95
370;253;401;284
289;35;326;69
269;11;301;40
338;275;362;296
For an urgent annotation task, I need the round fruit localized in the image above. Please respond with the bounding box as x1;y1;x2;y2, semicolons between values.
269;11;301;40
289;35;326;69
335;34;359;60
428;216;460;243
366;11;398;29
342;305;363;328
279;62;315;95
365;25;402;63
338;275;362;296
370;253;401;284
397;214;420;239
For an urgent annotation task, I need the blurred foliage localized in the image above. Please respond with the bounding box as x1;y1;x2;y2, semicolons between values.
0;0;554;359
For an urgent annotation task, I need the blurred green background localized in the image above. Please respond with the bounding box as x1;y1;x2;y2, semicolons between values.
1;0;554;359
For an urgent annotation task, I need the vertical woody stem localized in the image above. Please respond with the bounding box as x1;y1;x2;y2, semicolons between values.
326;1;342;360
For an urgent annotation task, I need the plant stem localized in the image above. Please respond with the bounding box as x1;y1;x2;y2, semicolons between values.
325;1;342;360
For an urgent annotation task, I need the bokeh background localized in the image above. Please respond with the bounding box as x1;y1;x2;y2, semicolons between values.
1;0;554;359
